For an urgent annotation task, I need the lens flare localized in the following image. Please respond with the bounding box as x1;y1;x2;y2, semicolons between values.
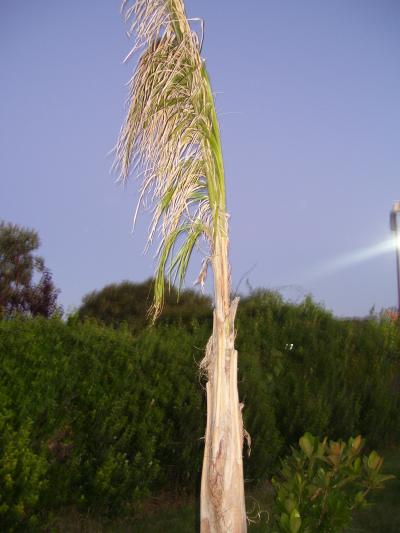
304;238;397;282
330;238;396;270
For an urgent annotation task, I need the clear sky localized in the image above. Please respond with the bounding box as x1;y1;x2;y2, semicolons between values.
1;1;399;317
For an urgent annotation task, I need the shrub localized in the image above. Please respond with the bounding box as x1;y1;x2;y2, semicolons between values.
0;291;399;526
0;404;47;531
0;317;163;520
77;279;212;333
271;432;394;533
237;291;400;450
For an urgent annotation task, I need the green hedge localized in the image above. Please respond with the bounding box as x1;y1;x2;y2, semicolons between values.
0;293;399;528
237;292;400;451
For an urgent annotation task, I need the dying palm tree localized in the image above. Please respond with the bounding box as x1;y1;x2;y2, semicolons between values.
117;1;247;531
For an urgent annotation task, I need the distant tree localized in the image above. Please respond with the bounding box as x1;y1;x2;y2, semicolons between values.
78;279;212;331
0;221;60;318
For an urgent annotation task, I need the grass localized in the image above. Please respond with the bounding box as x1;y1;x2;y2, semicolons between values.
46;486;274;532
47;448;399;532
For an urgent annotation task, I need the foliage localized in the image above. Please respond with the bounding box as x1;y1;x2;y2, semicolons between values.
78;279;212;332
43;448;400;533
117;0;228;319
0;221;60;319
347;447;400;533
271;432;394;533
0;405;47;532
0;318;157;524
0;316;209;526
236;290;400;450
0;291;399;527
76;286;400;485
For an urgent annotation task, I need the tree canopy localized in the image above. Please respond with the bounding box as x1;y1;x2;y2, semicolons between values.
0;221;60;318
78;279;212;332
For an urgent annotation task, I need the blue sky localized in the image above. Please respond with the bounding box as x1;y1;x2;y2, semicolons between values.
1;0;399;316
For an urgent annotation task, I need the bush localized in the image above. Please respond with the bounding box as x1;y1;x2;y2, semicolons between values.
0;291;399;527
0;317;164;522
0;404;47;531
271;432;394;533
77;279;212;333
237;291;400;450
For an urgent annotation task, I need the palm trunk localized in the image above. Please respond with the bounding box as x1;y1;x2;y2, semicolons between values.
200;231;247;532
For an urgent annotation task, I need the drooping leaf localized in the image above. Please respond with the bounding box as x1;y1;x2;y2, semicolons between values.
117;0;228;319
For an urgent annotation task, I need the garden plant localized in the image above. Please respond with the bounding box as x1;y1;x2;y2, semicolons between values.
272;432;394;533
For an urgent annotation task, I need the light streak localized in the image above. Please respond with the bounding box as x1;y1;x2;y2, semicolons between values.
304;238;396;282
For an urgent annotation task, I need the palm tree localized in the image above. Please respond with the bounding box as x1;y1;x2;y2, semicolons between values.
117;1;247;531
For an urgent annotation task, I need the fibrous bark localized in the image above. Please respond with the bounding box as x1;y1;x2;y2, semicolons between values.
200;235;247;533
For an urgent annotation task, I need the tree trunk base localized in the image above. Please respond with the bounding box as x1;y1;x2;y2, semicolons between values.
200;298;247;533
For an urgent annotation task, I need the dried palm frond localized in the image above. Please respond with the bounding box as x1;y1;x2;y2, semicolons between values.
116;0;227;319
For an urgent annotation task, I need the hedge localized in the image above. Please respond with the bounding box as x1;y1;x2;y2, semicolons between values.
0;293;399;528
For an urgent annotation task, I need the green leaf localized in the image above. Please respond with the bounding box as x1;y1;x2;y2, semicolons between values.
350;435;363;452
290;509;301;533
375;474;396;484
353;456;361;473
367;451;381;470
354;490;365;505
279;512;290;532
299;433;314;458
284;497;297;514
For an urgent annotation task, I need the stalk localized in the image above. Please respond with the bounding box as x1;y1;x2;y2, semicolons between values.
199;68;247;532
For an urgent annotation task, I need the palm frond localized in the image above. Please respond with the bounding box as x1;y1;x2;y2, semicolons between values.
117;0;226;319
